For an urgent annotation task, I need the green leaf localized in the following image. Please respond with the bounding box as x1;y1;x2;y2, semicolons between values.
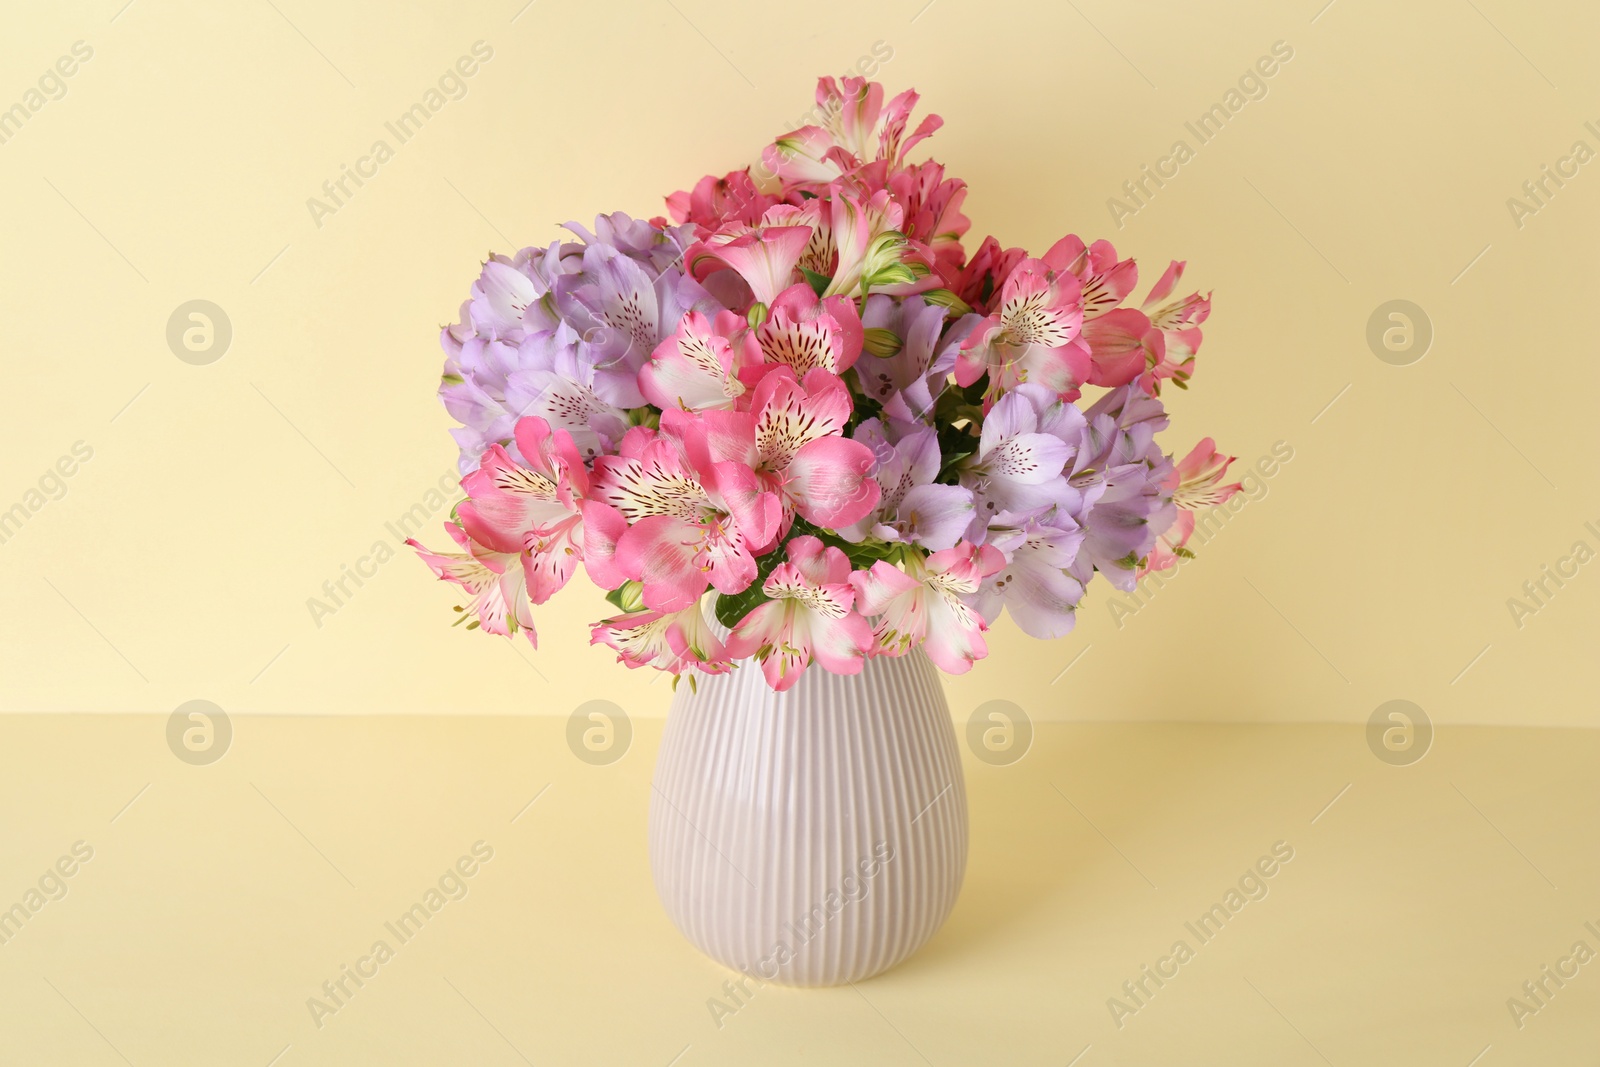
936;448;974;484
800;267;831;298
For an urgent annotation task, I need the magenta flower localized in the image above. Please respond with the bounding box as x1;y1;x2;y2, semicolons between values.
1143;438;1239;572
686;222;813;308
755;282;864;375
455;417;589;605
724;536;875;691
666;169;780;232
1137;260;1212;395
583;417;781;612
760;77;942;190
890;160;972;279
696;366;880;530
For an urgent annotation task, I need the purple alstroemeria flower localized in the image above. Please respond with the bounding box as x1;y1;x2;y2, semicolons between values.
839;420;975;551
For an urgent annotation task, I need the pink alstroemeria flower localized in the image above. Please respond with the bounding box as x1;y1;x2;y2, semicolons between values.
889;160;971;279
760;77;942;189
1143;437;1239;573
1044;237;1210;395
695;366;880;531
583;419;781;612
591;601;732;675
686;223;813;308
954;257;1090;408
1043;234;1157;389
755;282;864;375
763;188;914;299
724;536;875;691
947;235;1026;315
455;417;588;605
639;309;759;412
1137;260;1212;395
665;169;778;233
850;542;1004;674
408;522;538;645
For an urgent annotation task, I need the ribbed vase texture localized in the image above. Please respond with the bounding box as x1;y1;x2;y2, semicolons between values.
648;648;968;986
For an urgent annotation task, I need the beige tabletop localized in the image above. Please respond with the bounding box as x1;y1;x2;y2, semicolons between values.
2;714;1593;1066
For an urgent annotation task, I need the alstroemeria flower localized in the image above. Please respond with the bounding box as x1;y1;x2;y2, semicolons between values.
510;332;633;462
839;421;974;550
583;419;781;611
755;282;864;375
694;366;880;530
724;536;875;691
1143;437;1239;572
958;383;1080;536
1070;464;1176;591
591;599;732;675
1045;234;1161;389
686;223;813;308
889;160;971;279
639;309;759;412
973;520;1087;639
408;522;537;644
665;169;779;232
946;235;1026;315
763;188;915;299
760;77;942;189
1044;237;1210;395
954;258;1090;407
850;541;1003;674
455;417;588;605
1137;260;1211;395
825;188;915;298
852;294;978;428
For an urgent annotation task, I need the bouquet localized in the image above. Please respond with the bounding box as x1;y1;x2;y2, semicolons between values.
411;77;1240;691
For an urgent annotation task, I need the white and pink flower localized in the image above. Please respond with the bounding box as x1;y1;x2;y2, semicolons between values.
1143;438;1239;573
591;600;732;675
724;536;875;691
954;258;1090;408
851;542;1003;674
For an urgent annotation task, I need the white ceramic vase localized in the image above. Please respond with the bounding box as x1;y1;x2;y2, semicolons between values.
648;645;968;987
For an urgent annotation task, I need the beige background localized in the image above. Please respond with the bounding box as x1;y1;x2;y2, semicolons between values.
1;0;1595;723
